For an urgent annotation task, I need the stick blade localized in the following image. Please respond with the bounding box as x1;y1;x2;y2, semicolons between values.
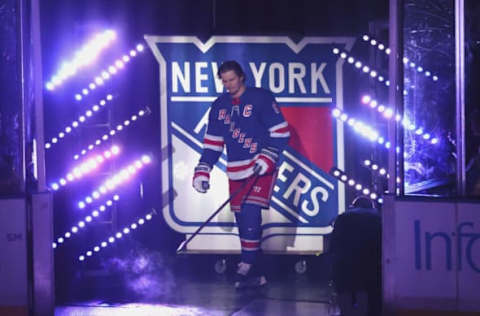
176;240;187;254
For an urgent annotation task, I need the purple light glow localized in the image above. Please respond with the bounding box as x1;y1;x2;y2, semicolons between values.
77;155;152;207
77;212;156;261
50;145;120;191
73;108;150;160
54;196;120;249
45;95;114;150
330;167;383;203
362;34;438;82
76;43;145;99
332;47;389;87
359;95;439;145
331;108;388;149
46;30;117;91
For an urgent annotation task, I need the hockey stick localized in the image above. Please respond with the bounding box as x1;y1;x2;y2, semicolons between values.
176;167;261;253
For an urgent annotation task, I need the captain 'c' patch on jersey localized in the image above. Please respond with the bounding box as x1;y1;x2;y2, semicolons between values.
243;104;252;117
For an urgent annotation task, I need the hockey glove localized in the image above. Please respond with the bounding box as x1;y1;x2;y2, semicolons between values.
254;147;279;176
192;162;211;193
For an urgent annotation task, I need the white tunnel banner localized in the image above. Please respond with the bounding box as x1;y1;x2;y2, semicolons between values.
145;36;353;253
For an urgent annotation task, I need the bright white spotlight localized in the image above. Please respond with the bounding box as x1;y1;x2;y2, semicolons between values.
141;155;152;164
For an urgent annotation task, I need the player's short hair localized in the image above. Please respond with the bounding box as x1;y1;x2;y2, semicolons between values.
217;60;245;82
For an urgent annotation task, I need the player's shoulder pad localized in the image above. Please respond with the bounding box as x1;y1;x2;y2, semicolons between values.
247;87;275;102
248;86;272;95
211;93;230;107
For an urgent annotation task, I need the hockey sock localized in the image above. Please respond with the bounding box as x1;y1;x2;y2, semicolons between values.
235;203;262;265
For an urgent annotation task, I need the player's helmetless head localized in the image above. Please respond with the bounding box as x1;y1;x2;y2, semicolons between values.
218;60;246;98
220;70;245;98
218;60;245;81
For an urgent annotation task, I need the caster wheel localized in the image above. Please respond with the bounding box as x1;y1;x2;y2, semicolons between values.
214;258;227;274
294;259;307;274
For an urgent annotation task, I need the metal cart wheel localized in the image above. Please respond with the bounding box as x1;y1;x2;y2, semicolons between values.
214;258;227;274
294;259;307;274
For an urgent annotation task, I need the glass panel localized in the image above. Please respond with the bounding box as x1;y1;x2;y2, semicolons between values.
0;1;23;195
465;0;480;197
403;0;456;196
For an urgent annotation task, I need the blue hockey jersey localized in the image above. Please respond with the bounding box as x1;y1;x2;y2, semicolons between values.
199;87;290;180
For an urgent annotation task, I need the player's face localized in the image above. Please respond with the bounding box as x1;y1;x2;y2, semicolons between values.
220;70;245;98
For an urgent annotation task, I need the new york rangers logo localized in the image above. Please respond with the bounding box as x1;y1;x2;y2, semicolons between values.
145;36;354;253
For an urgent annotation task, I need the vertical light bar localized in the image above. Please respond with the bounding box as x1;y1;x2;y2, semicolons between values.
455;0;466;196
387;0;403;196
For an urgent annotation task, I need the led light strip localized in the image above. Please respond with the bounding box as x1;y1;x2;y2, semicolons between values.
362;159;402;184
332;47;390;87
332;107;391;149
45;94;114;150
74;44;145;101
52;195;119;249
362;159;388;178
73;107;150;160
51;145;120;191
46;30;117;91
361;34;438;82
330;167;383;204
77;155;152;209
77;210;156;261
360;95;439;145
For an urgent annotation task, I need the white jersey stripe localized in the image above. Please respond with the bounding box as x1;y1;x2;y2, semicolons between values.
271;131;291;138
227;158;254;168
227;167;255;180
204;133;224;142
268;121;288;132
204;144;223;151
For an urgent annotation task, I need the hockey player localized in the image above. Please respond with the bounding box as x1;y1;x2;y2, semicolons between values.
192;60;290;289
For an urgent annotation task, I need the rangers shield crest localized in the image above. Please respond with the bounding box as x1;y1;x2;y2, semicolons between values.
145;36;353;253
